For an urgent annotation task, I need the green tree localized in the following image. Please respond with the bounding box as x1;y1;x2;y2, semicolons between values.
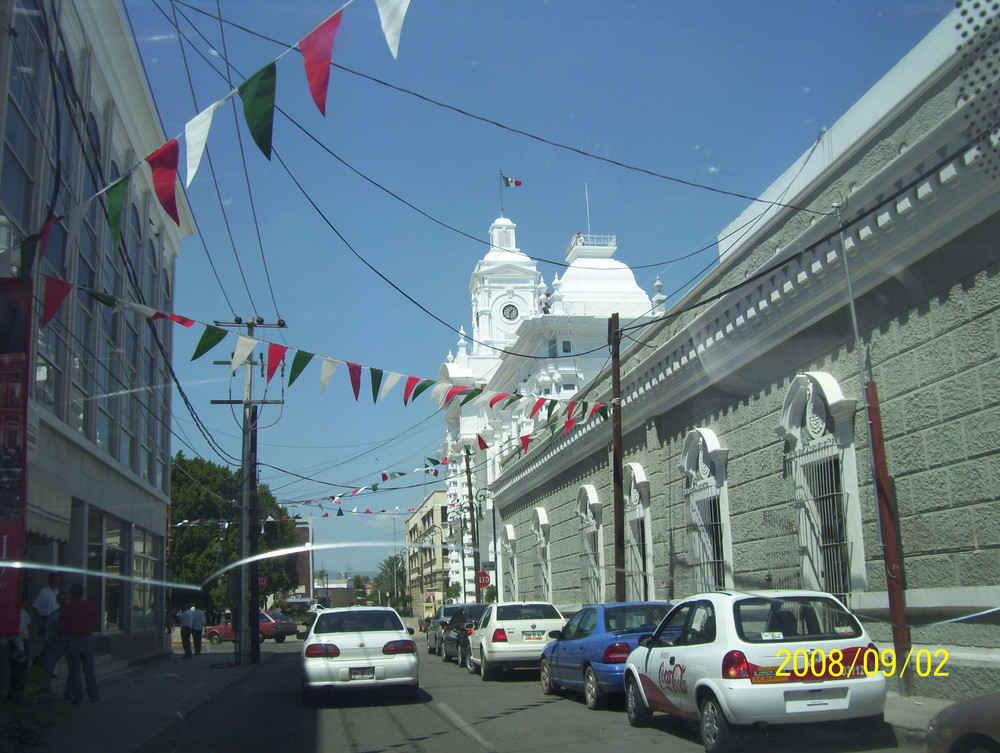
169;452;300;612
373;554;405;611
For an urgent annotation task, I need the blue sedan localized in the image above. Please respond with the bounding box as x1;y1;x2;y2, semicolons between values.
540;601;671;709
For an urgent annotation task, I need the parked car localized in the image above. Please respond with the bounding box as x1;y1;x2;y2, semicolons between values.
300;606;418;705
540;601;671;709
467;601;564;680
426;603;462;655
623;590;886;753
204;610;298;644
439;603;490;664
924;691;1000;753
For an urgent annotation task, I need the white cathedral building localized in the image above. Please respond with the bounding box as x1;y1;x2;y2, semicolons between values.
437;216;661;601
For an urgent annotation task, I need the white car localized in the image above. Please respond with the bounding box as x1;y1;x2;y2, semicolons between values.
300;606;418;704
467;601;564;680
623;590;886;753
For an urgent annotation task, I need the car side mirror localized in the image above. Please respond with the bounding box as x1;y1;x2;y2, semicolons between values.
638;634;654;648
296;628;308;640
548;629;562;640
407;627;415;635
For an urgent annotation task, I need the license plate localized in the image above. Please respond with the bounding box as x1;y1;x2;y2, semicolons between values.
350;667;375;680
523;631;544;640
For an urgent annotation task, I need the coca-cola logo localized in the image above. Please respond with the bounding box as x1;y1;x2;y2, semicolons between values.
657;661;687;694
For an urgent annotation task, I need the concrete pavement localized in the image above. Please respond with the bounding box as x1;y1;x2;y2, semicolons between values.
26;636;953;753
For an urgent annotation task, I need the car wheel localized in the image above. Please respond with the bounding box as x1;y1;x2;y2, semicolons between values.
584;666;606;710
208;632;222;645
467;649;479;674
699;694;742;753
539;659;557;694
441;642;451;662
625;675;652;727
427;640;435;655
481;651;496;681
274;635;286;643
258;633;266;643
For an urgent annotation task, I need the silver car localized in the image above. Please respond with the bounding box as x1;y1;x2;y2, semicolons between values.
301;606;418;704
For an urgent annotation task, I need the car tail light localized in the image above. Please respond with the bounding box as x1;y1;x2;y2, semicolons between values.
602;642;631;663
465;627;475;636
722;650;751;679
492;627;508;643
305;643;340;658
383;640;417;655
441;621;450;629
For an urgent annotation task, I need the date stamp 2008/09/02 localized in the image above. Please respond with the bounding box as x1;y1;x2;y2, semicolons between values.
774;647;949;679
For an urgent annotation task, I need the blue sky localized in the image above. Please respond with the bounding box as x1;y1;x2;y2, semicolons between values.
126;0;953;575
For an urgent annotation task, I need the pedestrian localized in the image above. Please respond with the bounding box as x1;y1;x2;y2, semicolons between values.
176;603;195;658
190;602;206;655
30;572;60;665
60;582;99;703
4;597;30;701
40;592;71;698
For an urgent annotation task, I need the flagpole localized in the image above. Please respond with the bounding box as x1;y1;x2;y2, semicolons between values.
498;170;504;218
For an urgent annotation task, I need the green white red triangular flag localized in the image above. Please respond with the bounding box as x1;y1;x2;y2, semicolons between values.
374;0;410;59
144;140;180;225
299;9;343;115
348;362;363;400
192;326;227;360
379;372;403;401
288;350;313;386
185;99;227;187
238;62;277;160
230;335;258;373
41;276;73;327
267;343;288;383
319;357;338;392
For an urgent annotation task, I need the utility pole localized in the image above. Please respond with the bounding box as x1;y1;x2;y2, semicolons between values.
609;314;626;602
464;448;481;603
211;318;284;666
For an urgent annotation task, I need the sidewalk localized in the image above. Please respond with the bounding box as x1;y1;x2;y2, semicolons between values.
29;639;952;753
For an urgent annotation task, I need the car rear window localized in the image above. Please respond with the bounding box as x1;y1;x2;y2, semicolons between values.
314;610;403;634
734;596;863;643
604;604;671;632
497;604;561;620
269;611;292;621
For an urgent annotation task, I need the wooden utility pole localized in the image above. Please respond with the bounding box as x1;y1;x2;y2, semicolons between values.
609;314;626;601
211;319;284;666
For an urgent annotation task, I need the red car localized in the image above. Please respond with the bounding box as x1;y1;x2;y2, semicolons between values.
204;610;298;644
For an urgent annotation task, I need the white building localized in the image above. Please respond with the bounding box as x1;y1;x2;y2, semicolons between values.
438;216;659;601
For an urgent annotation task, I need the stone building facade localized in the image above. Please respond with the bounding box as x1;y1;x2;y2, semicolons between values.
490;5;1000;698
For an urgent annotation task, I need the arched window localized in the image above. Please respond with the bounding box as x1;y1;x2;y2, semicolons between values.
775;372;866;602
531;508;551;601
577;485;604;605
679;429;732;591
623;463;654;600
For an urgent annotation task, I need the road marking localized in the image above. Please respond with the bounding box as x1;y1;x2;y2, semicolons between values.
434;702;493;751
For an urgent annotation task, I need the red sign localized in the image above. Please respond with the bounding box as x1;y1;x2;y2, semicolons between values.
476;571;490;588
257;572;268;593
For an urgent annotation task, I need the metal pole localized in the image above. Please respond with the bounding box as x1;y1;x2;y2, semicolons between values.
609;314;626;601
464;448;481;603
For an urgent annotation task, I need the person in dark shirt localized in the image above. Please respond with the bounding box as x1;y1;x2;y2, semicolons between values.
59;583;99;703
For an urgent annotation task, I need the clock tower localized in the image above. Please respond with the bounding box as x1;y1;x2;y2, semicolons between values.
469;216;542;355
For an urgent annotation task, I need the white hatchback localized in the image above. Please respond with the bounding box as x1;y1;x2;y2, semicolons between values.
623;590;886;753
300;606;418;704
467;601;564;680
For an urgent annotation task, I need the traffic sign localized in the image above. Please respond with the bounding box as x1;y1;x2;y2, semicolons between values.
476;571;490;588
257;571;268;592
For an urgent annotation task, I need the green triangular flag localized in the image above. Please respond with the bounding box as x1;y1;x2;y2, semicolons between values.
503;394;521;409
370;368;384;403
460;388;483;406
546;399;557;420
237;62;276;160
288;350;314;386
85;289;117;307
106;174;131;251
191;325;227;360
409;379;435;403
597;405;610;421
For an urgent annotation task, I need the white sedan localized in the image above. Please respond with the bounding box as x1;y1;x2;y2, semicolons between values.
623;590;886;753
300;606;418;704
467;601;564;680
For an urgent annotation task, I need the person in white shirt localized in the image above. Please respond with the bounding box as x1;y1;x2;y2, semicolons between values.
30;572;60;665
176;603;195;658
189;604;206;655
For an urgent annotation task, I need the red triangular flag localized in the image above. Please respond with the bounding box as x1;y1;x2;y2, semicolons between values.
520;435;531;453
477;434;489;450
562;418;577;435
348;362;363;400
489;392;512;408
403;375;421;405
144;140;180;224
150;312;195;327
589;403;606;419
444;385;468;404
529;398;546;418
299;10;343;116
37;215;63;263
322;512;330;517
41;276;73;327
566;401;577;419
266;343;288;384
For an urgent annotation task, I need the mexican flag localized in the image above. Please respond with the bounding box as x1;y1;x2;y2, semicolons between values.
502;175;522;187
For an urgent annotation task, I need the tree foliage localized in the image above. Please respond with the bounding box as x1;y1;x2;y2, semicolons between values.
169;452;300;612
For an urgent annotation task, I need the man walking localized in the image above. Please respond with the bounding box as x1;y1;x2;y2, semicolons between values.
176;603;197;658
60;583;99;704
190;603;206;655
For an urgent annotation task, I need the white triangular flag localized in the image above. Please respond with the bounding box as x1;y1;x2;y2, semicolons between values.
374;0;410;59
379;371;403;401
319;358;338;393
230;335;259;373
184;98;226;187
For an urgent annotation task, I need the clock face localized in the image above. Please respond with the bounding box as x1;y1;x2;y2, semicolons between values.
502;303;518;321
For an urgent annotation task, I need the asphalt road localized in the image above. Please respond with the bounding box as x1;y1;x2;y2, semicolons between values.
134;641;918;753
